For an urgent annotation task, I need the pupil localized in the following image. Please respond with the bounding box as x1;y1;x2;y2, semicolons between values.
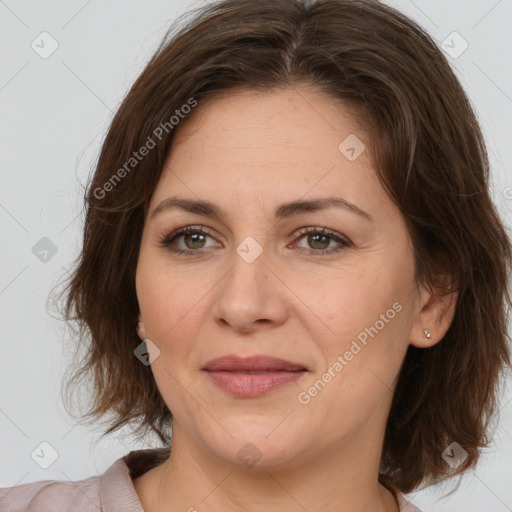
309;234;329;250
186;233;205;249
183;232;330;250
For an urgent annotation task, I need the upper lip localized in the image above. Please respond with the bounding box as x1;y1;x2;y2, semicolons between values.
202;355;307;372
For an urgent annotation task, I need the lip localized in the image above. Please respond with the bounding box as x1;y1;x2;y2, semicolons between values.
203;355;307;372
202;355;308;398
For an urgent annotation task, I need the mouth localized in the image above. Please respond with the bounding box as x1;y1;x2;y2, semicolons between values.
202;354;308;372
202;354;308;398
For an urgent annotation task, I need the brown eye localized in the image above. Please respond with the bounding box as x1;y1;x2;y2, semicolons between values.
160;226;221;255
183;231;207;249
306;233;331;250
293;227;351;255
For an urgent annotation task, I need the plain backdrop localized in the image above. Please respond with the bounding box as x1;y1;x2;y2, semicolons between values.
1;1;511;511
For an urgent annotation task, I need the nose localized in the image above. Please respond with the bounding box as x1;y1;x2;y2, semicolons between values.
211;243;289;334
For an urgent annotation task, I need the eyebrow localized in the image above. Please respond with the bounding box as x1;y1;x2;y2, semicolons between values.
150;196;373;221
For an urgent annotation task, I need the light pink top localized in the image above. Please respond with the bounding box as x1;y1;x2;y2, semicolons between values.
0;447;422;511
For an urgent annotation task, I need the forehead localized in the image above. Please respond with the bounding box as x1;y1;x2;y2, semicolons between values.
149;86;393;225
172;86;364;154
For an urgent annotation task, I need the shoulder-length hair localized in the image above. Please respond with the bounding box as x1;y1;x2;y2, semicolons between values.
54;0;512;494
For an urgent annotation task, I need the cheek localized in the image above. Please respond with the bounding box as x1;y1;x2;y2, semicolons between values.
293;263;406;339
297;280;409;435
136;256;208;409
289;257;413;399
136;242;220;338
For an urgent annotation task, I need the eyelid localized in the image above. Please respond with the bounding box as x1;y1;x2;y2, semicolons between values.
291;226;351;244
289;226;351;254
159;224;351;256
159;225;221;246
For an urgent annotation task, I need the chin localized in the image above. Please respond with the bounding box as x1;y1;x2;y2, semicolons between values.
200;420;308;469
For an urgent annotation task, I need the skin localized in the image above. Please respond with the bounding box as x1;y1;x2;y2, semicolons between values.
133;85;457;512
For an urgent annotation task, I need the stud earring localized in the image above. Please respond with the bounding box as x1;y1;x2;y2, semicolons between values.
423;328;431;339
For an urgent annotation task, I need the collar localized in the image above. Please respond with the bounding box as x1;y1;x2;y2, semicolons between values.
99;447;170;512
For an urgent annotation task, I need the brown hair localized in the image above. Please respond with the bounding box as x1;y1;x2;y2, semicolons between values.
53;0;512;494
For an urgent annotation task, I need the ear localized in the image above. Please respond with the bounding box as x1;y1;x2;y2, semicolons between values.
409;279;458;348
136;313;146;340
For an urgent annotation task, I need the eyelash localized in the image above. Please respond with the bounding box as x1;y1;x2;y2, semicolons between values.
158;225;351;257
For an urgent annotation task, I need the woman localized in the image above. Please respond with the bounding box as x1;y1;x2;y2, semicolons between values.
1;0;510;511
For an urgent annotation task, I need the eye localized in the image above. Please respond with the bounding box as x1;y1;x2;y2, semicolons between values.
291;227;351;255
159;226;221;255
159;225;351;257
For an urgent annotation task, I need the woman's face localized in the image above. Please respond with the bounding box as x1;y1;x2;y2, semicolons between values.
135;86;434;469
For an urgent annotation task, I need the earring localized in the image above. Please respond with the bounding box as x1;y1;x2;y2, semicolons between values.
423;328;431;339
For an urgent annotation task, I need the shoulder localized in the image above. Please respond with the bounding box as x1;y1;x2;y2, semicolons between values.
397;492;424;512
0;447;170;512
0;475;101;511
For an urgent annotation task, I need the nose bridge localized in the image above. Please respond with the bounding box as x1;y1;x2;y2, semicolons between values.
212;234;287;331
224;235;269;301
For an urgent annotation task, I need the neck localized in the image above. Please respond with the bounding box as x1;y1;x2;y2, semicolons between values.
137;420;399;512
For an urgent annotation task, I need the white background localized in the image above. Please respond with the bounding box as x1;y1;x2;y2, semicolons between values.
0;1;511;511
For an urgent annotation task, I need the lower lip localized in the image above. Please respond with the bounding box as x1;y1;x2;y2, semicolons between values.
204;370;306;398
